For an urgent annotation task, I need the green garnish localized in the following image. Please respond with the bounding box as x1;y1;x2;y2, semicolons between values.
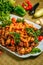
10;32;20;44
25;28;41;43
25;28;34;36
34;37;39;43
17;18;25;23
30;48;41;54
36;30;41;36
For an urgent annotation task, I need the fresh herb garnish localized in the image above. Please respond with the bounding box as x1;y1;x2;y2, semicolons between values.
34;37;39;43
10;32;20;44
25;28;41;43
36;30;41;36
25;28;37;36
30;48;41;54
17;18;25;23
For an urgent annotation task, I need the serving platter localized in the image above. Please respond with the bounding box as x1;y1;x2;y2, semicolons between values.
0;14;43;58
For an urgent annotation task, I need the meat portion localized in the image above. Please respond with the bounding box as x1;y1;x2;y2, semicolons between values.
0;26;11;46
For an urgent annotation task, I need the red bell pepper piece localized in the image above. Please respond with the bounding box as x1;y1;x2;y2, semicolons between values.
11;39;15;45
22;0;32;11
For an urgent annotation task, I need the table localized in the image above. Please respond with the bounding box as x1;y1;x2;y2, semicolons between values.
0;0;43;65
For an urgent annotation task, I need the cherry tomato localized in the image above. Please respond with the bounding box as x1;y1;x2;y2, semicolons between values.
38;36;43;41
12;17;16;24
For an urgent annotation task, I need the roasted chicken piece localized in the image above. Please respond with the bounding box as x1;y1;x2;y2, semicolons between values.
5;38;11;45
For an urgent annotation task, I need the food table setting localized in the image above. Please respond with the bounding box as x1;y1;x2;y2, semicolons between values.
0;0;43;65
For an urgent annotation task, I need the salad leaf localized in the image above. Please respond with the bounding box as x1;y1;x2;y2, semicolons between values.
0;0;15;27
0;12;11;27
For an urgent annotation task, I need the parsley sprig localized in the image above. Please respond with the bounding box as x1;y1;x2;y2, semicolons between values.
10;32;20;44
25;28;41;43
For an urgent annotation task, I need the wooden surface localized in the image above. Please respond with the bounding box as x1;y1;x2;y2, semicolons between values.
0;0;43;65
